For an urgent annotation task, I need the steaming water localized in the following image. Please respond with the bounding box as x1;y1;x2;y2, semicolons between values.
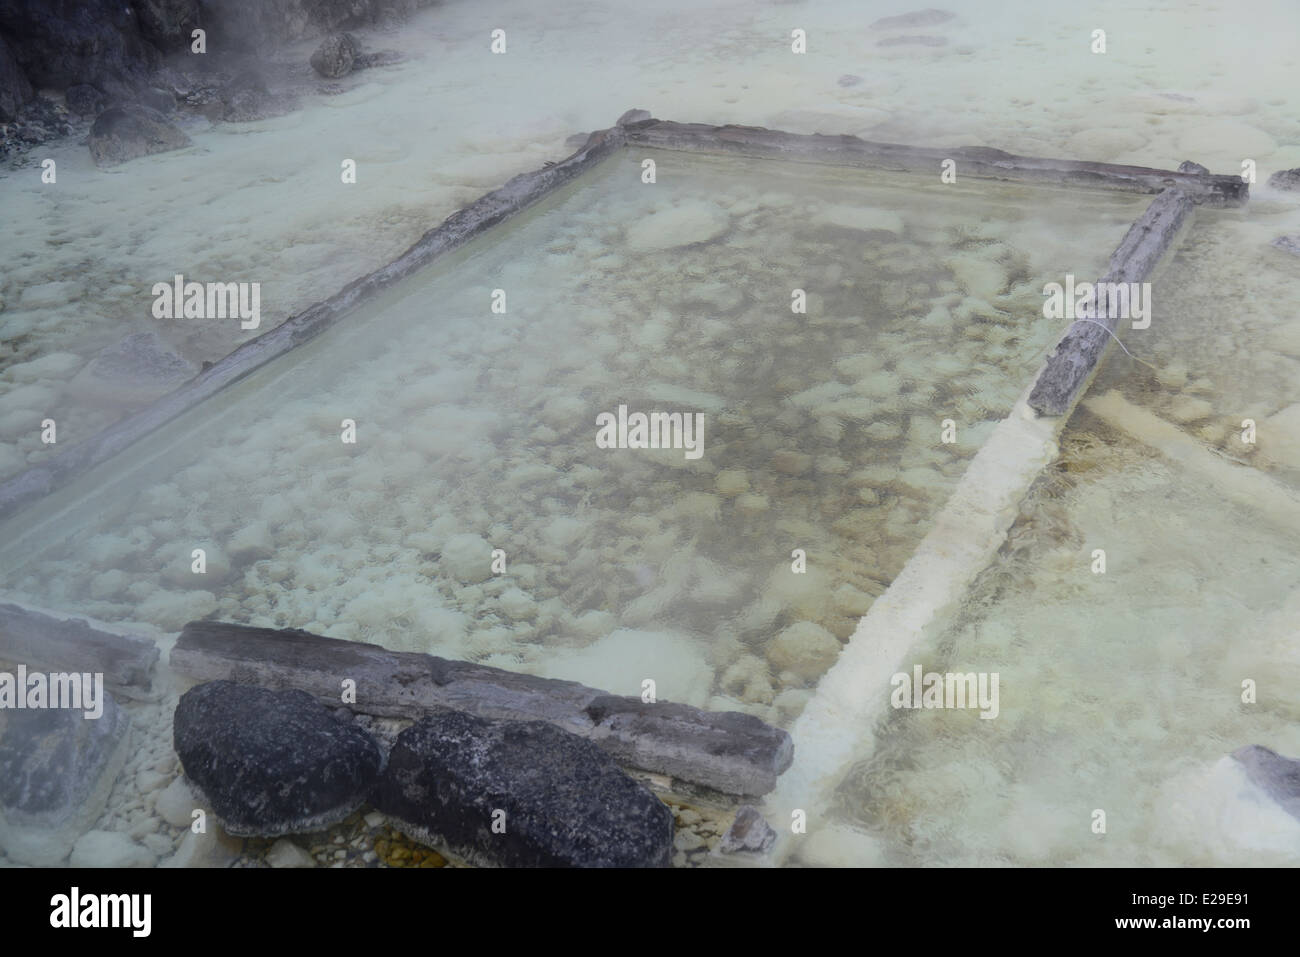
830;218;1300;866
3;0;1300;867
0;151;1140;728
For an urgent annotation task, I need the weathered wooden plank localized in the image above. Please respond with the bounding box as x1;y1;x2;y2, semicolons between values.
1027;187;1194;417
0;124;628;524
622;119;1248;207
169;621;793;797
0;602;160;697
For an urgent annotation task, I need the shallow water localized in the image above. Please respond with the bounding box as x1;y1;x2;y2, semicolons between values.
830;216;1300;866
0;150;1144;730
3;0;1300;868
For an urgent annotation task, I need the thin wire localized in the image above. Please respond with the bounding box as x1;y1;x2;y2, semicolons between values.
1071;318;1162;373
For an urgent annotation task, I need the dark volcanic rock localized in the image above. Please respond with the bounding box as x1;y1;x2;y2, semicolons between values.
1268;168;1300;192
173;680;384;837
0;30;32;121
87;103;190;166
1232;745;1300;821
64;84;107;117
0;690;131;866
719;804;777;854
1177;160;1209;175
375;711;675;867
0;1;160;100
310;33;357;78
132;0;202;50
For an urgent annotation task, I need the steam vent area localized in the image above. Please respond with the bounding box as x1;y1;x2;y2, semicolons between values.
1;0;1300;878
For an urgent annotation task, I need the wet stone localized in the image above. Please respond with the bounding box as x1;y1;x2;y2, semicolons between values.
173;680;383;838
375;710;674;867
0;690;131;866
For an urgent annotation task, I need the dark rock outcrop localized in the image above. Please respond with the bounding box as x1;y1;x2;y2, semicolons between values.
1177;160;1209;175
1232;745;1300;821
132;0;202;50
64;84;107;117
0;690;131;866
310;33;357;78
0;30;32;121
1268;168;1300;192
87;103;190;166
0;1;161;100
173;680;384;837
375;711;675;867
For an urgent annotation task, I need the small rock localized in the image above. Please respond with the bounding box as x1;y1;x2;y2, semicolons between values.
1271;235;1300;257
616;108;651;126
154;775;199;828
70;830;156;868
767;621;841;680
1177;160;1210;175
310;34;358;79
266;838;317;868
719;805;776;853
1231;745;1300;821
837;74;863;87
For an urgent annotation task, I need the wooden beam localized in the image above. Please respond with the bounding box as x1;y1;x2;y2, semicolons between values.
0;602;160;697
1027;187;1194;417
169;621;793;797
622;119;1248;207
0;124;628;524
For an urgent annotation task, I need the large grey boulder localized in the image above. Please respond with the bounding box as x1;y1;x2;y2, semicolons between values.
0;690;131;866
173;680;384;837
1267;168;1300;192
87;103;190;166
375;711;675;867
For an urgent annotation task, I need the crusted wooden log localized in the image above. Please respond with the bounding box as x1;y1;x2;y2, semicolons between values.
1027;187;1194;417
0;124;628;523
0;602;159;697
622;119;1247;207
169;621;793;797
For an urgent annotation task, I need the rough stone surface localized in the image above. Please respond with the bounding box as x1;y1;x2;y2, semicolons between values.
720;804;777;853
0;692;131;866
767;620;842;680
1232;745;1300;821
87;103;190;166
309;33;357;78
0;30;33;121
1177;160;1210;175
375;711;674;867
64;83;107;117
173;680;384;837
1267;168;1300;191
